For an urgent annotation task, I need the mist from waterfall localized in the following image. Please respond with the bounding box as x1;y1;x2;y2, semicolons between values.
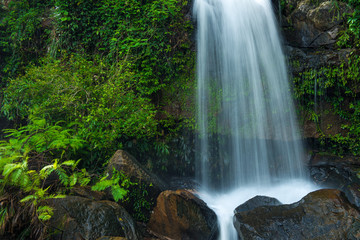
194;0;316;239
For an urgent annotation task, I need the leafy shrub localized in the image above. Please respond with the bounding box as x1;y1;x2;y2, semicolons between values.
0;115;136;238
54;0;194;96
1;54;159;168
338;0;360;48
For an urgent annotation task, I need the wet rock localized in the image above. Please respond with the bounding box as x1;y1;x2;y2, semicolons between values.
234;195;282;213
282;0;352;48
97;237;127;240
309;153;360;209
148;189;218;240
234;189;360;240
46;196;142;240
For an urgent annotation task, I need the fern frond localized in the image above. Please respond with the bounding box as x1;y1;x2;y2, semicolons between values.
20;195;37;203
91;179;114;191
39;165;55;178
55;169;69;186
69;174;77;187
61;160;76;167
111;184;128;202
37;206;53;222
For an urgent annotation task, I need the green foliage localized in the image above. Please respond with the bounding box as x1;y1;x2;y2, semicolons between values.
0;0;196;231
92;168;135;202
337;0;360;48
293;54;360;155
36;206;54;222
124;182;152;222
53;0;194;96
1;54;160;168
0;115;94;229
0;0;53;79
0;116;87;195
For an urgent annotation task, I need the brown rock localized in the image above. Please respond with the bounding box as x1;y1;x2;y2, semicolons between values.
148;190;218;240
234;189;360;240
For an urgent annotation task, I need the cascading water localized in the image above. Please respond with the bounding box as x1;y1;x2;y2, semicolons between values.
194;0;318;239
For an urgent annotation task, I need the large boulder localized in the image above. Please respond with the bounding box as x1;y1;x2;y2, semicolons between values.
234;189;360;240
234;195;282;213
45;196;142;240
107;150;168;192
148;189;218;240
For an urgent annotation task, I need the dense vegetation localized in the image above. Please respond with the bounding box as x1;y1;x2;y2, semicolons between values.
291;0;360;156
1;0;360;238
0;0;194;238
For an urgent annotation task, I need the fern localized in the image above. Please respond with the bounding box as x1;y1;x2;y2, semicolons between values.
111;184;128;202
91;169;134;202
0;116;90;223
92;178;115;191
36;206;53;222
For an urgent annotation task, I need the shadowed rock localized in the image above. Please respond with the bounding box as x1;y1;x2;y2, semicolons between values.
46;196;142;240
148;189;218;240
234;189;360;240
309;153;360;209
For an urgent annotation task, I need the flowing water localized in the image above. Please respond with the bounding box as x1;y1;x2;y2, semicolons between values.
194;0;317;238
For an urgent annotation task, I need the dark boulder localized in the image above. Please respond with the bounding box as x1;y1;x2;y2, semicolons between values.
309;153;360;209
234;189;360;240
45;196;142;240
148;189;218;240
235;195;282;213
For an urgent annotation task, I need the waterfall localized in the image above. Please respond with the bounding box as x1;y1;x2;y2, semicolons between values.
195;0;305;191
194;0;317;239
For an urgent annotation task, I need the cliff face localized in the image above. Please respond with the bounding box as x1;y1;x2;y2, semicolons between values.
281;0;360;155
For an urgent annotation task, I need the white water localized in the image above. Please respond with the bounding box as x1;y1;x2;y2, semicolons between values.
200;180;319;239
194;0;316;239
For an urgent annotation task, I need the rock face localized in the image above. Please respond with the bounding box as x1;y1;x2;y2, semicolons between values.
309;153;360;209
234;189;360;240
283;0;352;48
282;0;355;140
107;150;168;192
46;196;142;240
148;189;218;240
235;195;282;213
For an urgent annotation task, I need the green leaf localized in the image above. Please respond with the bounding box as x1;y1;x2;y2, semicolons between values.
111;184;128;202
37;206;54;221
20;195;37;203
